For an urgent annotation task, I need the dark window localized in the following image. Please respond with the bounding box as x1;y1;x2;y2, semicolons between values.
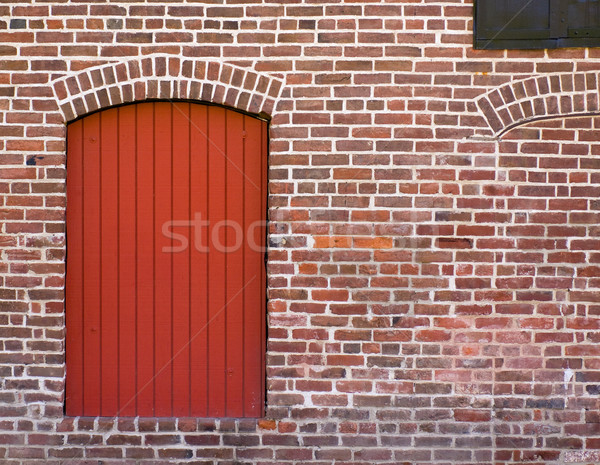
474;0;600;49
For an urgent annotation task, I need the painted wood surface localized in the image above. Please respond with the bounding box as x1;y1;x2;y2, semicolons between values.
66;102;267;417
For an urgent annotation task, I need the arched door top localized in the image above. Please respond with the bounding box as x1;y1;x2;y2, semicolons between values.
52;54;284;123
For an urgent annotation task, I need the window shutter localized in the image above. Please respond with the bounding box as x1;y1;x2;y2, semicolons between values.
475;0;555;49
474;0;600;49
565;0;600;44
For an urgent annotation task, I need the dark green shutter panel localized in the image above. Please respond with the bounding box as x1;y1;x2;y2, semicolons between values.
474;0;600;49
565;0;600;44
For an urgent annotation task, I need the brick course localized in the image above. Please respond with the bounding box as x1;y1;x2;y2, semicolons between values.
2;1;600;464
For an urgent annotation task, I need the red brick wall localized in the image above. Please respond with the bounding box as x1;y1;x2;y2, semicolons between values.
2;1;600;464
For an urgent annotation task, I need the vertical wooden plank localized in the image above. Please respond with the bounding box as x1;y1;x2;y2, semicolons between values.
117;104;137;416
81;112;102;416
136;102;156;416
65;119;84;416
225;110;246;417
260;119;268;418
171;103;191;417
190;104;209;417
243;116;267;417
207;105;227;417
100;108;120;416
153;102;173;417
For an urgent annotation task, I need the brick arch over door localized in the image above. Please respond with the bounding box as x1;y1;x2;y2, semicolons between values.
51;54;284;122
476;72;600;137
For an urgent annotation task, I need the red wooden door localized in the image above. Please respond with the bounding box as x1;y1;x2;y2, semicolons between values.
66;102;267;417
